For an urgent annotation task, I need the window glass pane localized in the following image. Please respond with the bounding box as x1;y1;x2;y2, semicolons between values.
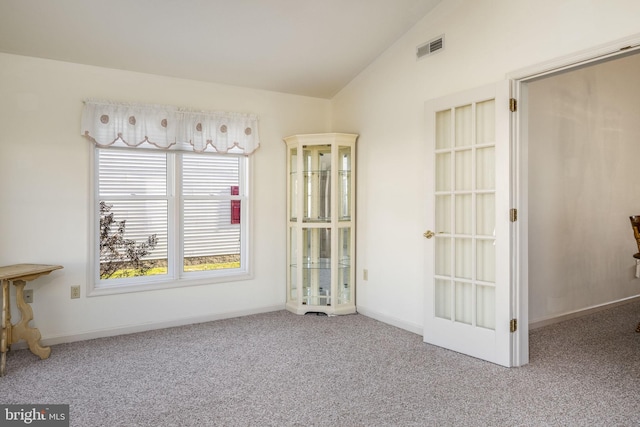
183;154;240;196
183;200;241;272
99;199;168;279
96;148;248;289
98;150;166;196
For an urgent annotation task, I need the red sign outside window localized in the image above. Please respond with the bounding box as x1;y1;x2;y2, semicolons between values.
231;186;240;224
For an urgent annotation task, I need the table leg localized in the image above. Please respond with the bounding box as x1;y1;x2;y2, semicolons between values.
1;279;9;376
11;280;50;360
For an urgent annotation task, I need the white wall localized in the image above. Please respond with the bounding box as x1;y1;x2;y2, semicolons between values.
527;53;640;324
331;0;640;333
0;53;330;343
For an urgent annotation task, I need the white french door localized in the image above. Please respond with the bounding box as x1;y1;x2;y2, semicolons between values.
424;81;514;367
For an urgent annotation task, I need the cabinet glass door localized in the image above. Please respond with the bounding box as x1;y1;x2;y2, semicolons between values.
289;146;298;221
289;226;297;301
302;227;331;306
285;133;357;316
338;227;351;304
303;145;331;222
339;146;352;221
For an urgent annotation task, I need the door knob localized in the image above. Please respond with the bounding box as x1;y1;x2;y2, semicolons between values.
423;230;435;239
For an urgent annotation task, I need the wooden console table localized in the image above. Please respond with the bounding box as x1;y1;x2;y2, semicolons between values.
0;264;63;376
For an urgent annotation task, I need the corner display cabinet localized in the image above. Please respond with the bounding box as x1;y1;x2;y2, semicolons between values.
284;133;357;315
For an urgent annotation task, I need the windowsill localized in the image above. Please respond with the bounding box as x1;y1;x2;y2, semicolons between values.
87;270;253;297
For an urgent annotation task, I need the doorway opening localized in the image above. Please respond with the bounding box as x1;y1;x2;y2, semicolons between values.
511;36;640;364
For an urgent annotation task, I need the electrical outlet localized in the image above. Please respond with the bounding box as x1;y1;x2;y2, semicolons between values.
70;285;81;299
23;289;34;304
363;269;368;281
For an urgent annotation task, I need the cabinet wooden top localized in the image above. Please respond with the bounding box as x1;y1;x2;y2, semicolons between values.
0;264;63;282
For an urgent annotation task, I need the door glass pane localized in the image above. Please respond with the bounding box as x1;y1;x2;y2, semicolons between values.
435;237;451;276
436;109;452;149
476;99;495;144
435;278;451;320
476;146;495;190
476;193;495;236
476;239;495;282
455;281;472;324
455;105;472;147
476;285;495;330
435;195;451;234
455;194;472;235
432;95;498;338
455;238;472;279
455;149;472;191
435;153;451;191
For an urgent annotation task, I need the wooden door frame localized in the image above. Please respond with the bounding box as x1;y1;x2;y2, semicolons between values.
507;33;640;367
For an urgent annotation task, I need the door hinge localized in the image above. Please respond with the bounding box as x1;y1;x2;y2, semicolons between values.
510;208;518;222
509;98;517;112
510;318;518;333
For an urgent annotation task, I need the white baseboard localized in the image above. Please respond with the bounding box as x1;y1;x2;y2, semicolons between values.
12;304;286;350
529;295;640;330
356;306;423;336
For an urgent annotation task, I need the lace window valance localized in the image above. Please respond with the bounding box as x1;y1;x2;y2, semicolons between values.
81;100;260;155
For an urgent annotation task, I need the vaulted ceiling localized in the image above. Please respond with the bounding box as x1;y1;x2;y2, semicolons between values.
0;0;442;98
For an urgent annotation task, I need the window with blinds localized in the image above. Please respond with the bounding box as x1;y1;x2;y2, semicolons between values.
95;148;248;290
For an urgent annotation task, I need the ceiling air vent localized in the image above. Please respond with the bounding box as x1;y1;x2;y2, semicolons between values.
416;35;444;60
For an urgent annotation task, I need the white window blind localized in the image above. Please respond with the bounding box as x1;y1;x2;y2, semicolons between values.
98;150;169;266
95;148;248;291
182;154;242;259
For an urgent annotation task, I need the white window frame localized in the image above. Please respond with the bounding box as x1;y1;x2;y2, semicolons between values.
88;146;252;296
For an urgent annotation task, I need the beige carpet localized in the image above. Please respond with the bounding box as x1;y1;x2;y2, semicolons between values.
1;301;639;426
